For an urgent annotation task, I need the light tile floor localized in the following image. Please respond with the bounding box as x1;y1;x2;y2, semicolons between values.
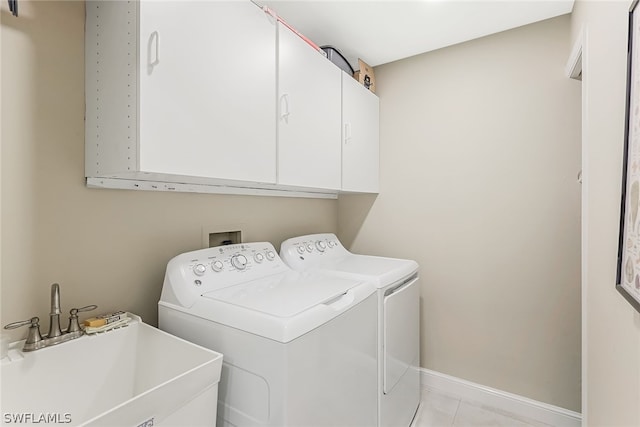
411;387;554;427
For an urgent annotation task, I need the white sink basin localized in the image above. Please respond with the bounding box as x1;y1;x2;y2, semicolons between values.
1;314;223;426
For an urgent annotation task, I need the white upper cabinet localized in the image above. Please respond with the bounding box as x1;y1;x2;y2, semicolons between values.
86;1;277;184
277;22;342;191
138;1;277;183
341;73;380;193
86;1;378;197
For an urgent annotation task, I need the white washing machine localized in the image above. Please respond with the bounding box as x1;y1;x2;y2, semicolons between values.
158;242;378;427
280;233;421;427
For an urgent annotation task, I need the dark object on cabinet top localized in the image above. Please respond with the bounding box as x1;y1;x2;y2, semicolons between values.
321;46;355;75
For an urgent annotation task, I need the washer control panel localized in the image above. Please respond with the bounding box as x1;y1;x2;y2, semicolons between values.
165;242;287;302
280;233;349;271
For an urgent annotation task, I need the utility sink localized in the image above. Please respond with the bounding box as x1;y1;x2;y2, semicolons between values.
1;314;223;426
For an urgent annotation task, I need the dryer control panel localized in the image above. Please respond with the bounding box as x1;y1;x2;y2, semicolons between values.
280;233;349;270
161;242;289;307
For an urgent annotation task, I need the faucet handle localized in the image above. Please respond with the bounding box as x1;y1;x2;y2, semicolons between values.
71;305;98;315
4;317;43;345
67;305;98;333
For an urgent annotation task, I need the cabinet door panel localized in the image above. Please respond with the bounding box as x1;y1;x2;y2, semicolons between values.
139;2;276;183
277;23;341;190
342;74;379;192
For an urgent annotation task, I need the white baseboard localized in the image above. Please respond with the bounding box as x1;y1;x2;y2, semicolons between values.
420;368;582;427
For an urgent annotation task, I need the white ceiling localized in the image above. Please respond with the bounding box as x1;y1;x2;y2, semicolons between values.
257;0;575;69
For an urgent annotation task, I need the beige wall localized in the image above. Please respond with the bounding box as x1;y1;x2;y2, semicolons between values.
570;1;640;425
339;15;582;411
0;1;337;340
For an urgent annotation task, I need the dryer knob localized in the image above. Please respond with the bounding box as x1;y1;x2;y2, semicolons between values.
265;250;276;261
296;246;306;255
193;263;207;276
254;252;265;263
305;243;314;252
231;254;248;270
327;240;336;248
315;240;327;252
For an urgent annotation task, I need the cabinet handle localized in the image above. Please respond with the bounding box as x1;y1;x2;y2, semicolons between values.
280;94;290;123
344;123;352;144
147;31;160;74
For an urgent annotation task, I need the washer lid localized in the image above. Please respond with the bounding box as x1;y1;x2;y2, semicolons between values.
202;270;358;318
179;270;375;343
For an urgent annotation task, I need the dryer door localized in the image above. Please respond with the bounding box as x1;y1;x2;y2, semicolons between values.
383;276;420;394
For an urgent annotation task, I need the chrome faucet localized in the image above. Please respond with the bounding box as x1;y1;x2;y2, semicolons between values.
47;283;62;338
3;283;97;352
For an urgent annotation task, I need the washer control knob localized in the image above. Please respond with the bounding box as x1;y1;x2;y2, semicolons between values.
211;260;224;272
296;246;306;255
193;263;207;276
265;250;276;261
315;240;327;252
231;254;248;270
305;243;314;252
254;252;265;263
327;240;336;248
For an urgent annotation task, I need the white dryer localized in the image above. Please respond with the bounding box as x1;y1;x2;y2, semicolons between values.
158;242;378;427
280;233;421;427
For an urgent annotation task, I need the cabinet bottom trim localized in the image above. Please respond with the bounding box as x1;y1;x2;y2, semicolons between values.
86;177;339;199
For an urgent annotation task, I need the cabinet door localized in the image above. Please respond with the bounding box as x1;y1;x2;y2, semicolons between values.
138;1;277;183
277;22;342;190
342;74;379;193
